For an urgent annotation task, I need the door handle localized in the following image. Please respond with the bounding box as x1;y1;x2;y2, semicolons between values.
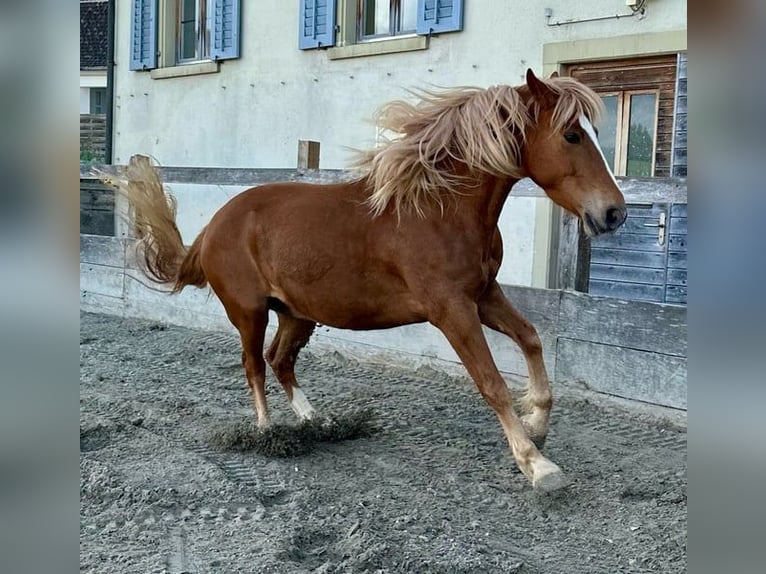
643;212;667;246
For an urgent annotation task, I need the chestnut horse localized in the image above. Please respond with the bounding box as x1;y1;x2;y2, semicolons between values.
110;70;626;491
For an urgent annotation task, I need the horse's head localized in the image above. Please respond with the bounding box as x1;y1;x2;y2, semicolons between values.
521;69;627;237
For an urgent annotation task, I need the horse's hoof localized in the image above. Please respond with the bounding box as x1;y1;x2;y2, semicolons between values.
533;469;571;493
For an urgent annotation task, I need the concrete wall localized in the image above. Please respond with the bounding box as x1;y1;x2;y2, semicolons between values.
110;0;686;287
80;232;687;410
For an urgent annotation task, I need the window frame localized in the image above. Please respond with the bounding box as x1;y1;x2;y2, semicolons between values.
598;89;660;177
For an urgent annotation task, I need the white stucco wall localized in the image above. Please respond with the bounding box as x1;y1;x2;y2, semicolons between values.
111;0;686;287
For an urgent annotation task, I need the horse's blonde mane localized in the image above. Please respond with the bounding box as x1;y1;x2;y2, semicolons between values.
358;76;604;218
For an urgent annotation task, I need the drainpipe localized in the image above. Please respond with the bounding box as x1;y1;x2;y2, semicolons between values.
105;0;116;163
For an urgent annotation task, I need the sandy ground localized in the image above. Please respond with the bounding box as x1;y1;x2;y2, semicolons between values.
80;312;686;573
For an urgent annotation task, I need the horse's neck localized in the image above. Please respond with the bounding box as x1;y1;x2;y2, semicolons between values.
457;176;519;233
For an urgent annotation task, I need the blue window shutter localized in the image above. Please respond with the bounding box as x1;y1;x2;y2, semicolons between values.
211;0;241;60
298;0;336;50
416;0;464;35
129;0;158;70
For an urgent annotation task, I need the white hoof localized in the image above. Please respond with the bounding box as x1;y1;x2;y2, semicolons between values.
290;387;317;421
531;459;570;492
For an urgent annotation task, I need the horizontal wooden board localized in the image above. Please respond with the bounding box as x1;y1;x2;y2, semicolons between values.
556;338;687;409
625;203;669;217
610;216;667;236
665;285;687;304
590;247;666;269
590;263;665;285
668;234;687;252
590;232;666;252
500;285;561;336
668;251;687;270
669;219;687;238
667;268;687;286
559;291;687;356
670;204;687;217
588;280;664;302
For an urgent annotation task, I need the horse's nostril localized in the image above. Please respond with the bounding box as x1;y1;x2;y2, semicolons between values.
605;207;626;230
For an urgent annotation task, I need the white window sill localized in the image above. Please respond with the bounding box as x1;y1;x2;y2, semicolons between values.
150;61;220;80
327;36;428;60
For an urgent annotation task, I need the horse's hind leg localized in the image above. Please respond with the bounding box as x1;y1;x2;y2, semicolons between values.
265;314;318;421
478;282;552;449
225;304;271;428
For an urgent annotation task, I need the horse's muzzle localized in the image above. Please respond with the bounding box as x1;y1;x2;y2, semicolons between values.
584;205;627;237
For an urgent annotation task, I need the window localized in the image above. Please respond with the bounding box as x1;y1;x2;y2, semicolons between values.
598;91;659;178
566;55;679;178
359;0;418;41
89;88;107;115
130;0;241;72
298;0;464;52
177;0;209;63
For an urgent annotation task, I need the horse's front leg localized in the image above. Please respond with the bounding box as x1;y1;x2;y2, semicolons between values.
431;299;568;491
478;281;552;448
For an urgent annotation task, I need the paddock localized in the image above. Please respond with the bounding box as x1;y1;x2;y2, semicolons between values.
80;311;686;574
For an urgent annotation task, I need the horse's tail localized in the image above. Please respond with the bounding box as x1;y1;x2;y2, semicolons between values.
100;154;208;293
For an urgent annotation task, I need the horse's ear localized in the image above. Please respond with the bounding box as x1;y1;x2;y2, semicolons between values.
548;70;559;79
526;68;557;108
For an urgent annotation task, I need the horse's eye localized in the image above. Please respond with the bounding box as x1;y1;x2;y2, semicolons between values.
564;132;581;144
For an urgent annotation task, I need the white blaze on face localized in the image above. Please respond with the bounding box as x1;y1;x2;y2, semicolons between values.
578;114;620;188
290;387;317;420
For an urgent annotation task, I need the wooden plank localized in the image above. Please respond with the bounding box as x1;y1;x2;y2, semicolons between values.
496;285;561;379
665;285;687;304
590;263;665;285
667;268;686;286
670;204;687;217
591;247;666;268
80;234;126;266
668;251;687;269
501;285;561;336
609;215;666;236
591;232;666;252
623;203;668;217
297;140;320;169
85;167;352;186
556;338;686;409
588;280;664;302
559;291;687;356
669;216;687;234
83;170;687;204
556;211;590;291
668;234;687;252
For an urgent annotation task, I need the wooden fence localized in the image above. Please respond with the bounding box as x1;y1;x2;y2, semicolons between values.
80;114;107;161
